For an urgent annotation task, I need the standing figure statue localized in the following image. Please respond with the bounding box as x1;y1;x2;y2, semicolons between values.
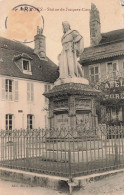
58;21;84;79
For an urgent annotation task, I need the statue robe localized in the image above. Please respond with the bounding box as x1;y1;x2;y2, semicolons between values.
59;30;84;79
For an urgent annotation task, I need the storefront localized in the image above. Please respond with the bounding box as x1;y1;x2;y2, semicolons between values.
96;77;124;125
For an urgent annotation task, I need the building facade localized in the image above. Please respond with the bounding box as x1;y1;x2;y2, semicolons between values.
80;3;124;125
0;30;58;130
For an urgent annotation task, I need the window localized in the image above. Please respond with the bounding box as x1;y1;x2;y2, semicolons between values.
6;114;13;130
22;59;32;75
111;107;122;121
23;60;30;71
5;79;13;100
89;66;99;83
27;83;34;101
111;107;116;120
27;115;34;129
2;79;18;101
107;62;117;79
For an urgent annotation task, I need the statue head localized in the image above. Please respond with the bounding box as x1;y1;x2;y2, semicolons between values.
62;21;71;33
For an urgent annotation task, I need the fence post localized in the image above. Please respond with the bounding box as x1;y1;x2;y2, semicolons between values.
68;148;73;194
26;136;30;167
68;149;72;179
115;143;119;164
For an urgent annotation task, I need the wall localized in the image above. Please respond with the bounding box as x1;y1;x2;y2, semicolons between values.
0;76;52;130
83;57;124;124
83;57;124;82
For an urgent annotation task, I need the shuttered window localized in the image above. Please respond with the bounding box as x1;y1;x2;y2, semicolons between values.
5;79;13;100
107;62;118;79
1;79;18;101
89;66;99;83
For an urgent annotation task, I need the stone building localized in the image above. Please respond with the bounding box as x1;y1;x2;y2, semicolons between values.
80;3;124;125
0;28;58;130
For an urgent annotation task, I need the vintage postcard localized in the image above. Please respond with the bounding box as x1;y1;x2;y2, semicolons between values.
0;0;124;194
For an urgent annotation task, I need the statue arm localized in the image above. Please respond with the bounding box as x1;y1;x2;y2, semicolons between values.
78;37;84;56
72;31;84;56
72;30;82;43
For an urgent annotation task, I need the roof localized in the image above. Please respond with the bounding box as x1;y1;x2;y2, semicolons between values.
0;37;59;83
80;29;124;65
13;53;33;61
100;29;124;45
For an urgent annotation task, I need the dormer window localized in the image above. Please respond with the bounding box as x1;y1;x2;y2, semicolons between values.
23;60;30;71
22;59;32;75
13;53;32;75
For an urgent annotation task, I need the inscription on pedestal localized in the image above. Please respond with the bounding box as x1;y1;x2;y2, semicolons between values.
76;113;91;129
55;114;69;128
54;100;68;109
76;99;91;110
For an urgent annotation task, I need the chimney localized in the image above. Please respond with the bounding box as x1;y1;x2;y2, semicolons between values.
34;26;47;60
90;3;102;46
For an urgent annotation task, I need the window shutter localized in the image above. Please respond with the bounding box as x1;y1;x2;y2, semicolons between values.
31;83;34;101
2;78;5;100
27;83;30;101
14;81;18;101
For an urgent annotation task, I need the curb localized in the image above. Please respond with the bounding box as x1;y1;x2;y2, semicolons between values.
0;167;69;190
0;167;124;191
73;168;124;188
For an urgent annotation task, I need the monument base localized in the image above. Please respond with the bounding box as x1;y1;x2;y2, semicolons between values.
54;77;89;86
44;82;100;130
43;75;101;163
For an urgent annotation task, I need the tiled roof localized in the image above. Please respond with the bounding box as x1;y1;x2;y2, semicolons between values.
80;29;124;64
0;37;59;83
99;29;124;45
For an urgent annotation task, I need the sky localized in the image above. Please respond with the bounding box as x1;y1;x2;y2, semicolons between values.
0;0;124;64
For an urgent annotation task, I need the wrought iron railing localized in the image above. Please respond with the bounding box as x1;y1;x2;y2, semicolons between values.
0;126;124;178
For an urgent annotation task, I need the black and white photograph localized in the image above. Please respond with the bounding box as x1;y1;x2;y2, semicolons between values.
0;0;124;194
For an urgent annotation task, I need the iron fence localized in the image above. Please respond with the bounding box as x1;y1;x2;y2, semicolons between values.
0;126;124;178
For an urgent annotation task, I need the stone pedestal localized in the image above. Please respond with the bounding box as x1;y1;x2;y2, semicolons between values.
43;78;104;163
44;78;100;131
